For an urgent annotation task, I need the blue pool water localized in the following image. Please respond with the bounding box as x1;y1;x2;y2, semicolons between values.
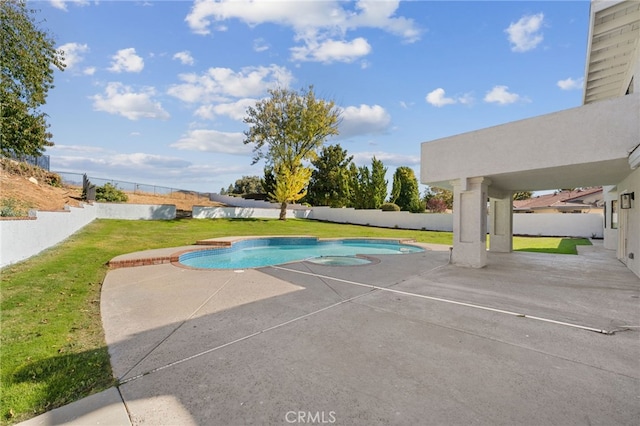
179;237;424;269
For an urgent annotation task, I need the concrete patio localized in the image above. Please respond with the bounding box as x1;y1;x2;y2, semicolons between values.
20;241;640;425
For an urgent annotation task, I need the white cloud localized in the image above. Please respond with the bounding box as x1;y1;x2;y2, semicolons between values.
185;0;420;62
425;88;474;107
173;51;195;65
338;104;391;139
505;13;544;52
352;151;420;167
483;85;523;105
51;152;250;189
92;82;170;120
291;37;371;63
83;67;96;76
557;77;583;90
48;144;106;153
253;38;270;52
58;42;89;70
49;0;89;12
425;88;456;107
195;98;257;121
167;65;293;103
108;48;144;73
171;129;250;155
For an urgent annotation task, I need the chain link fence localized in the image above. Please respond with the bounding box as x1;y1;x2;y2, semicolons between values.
55;172;212;202
5;154;50;170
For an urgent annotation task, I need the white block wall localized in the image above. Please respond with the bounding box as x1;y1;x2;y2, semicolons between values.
309;207;453;231
210;194;306;210
96;203;176;220
0;203;176;268
0;204;97;268
512;213;603;238
193;206;311;219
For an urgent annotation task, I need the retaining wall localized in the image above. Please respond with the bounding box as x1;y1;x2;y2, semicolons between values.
0;203;177;268
0;204;97;268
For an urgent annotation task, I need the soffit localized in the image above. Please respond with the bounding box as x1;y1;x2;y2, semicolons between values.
584;0;640;104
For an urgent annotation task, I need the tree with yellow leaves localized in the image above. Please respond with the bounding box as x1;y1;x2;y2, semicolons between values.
243;86;340;219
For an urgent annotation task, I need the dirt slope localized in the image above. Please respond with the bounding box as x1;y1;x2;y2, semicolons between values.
0;160;224;215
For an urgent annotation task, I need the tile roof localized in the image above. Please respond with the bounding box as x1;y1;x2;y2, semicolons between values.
513;187;603;210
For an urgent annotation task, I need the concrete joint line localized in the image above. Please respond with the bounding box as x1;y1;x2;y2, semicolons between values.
271;266;613;335
118;276;236;382
118;289;376;386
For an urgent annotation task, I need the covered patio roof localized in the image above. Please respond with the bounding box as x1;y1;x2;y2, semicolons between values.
420;93;639;193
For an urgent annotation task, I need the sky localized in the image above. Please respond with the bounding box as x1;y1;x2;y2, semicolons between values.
36;0;592;194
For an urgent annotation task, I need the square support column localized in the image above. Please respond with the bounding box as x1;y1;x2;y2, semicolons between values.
451;177;490;268
489;191;513;253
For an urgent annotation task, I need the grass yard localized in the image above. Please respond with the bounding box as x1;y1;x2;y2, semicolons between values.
0;218;590;424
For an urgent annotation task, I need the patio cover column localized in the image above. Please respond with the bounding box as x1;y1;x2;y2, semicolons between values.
451;177;490;268
489;190;513;253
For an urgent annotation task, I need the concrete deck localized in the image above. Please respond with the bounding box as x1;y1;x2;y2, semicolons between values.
20;241;640;425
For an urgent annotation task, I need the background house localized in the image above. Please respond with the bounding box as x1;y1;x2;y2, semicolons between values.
514;187;603;214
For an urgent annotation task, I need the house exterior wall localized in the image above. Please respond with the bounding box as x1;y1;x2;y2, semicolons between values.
616;168;639;277
603;186;618;250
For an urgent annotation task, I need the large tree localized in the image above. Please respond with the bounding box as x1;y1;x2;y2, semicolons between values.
348;157;389;209
243;86;340;219
424;186;453;211
306;144;353;207
390;166;424;213
229;175;264;195
1;0;65;158
369;156;388;209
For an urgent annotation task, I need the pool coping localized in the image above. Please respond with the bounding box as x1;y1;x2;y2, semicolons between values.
107;235;429;269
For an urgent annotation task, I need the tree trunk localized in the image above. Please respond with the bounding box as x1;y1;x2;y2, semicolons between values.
279;201;287;220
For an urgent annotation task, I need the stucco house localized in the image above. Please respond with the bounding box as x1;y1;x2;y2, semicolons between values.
513;187;604;214
421;0;640;278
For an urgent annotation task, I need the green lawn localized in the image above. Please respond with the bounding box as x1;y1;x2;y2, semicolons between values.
0;218;590;424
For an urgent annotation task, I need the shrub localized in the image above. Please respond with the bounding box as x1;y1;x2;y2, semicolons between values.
95;183;128;202
0;198;30;217
426;197;448;213
380;202;400;212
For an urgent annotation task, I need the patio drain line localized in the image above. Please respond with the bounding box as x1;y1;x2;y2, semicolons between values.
118;288;378;385
271;266;613;335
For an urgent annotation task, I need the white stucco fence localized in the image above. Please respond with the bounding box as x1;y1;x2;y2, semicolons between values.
0;203;176;268
96;203;176;220
309;207;453;231
193;206;311;219
512;213;603;238
209;194;306;209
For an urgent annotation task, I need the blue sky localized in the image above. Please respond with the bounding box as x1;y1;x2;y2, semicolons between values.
38;0;591;194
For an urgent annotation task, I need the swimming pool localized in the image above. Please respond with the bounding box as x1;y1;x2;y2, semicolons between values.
178;237;424;269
